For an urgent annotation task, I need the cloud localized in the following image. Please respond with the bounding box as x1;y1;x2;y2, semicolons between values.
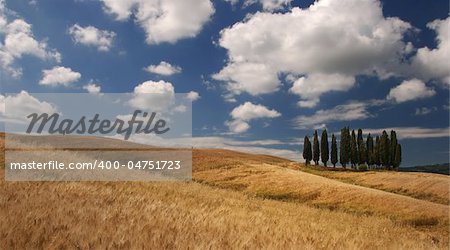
68;24;116;51
186;91;200;101
39;66;81;86
227;102;281;133
411;17;449;86
123;134;302;160
0;4;61;77
83;82;101;95
244;0;292;11
387;79;435;103
225;119;251;134
100;0;214;44
362;127;450;139
173;105;187;113
414;107;437;116
0;91;58;124
226;0;292;11
289;73;355;108
292;101;374;129
212;61;279;95
129;80;175;111
214;0;412;104
144;61;182;76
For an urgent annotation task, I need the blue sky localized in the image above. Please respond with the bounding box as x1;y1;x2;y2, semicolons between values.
0;0;449;167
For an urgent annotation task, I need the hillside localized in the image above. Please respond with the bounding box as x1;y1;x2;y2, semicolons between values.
299;165;450;205
0;135;449;249
400;163;450;175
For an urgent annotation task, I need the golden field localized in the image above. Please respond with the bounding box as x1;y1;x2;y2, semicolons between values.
0;135;449;249
299;166;450;205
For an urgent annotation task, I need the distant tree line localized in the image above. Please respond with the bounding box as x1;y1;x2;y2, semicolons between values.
303;127;402;170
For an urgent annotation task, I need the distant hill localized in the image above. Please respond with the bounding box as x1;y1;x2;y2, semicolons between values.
400;163;450;175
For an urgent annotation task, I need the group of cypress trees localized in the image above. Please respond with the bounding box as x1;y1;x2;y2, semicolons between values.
303;127;402;170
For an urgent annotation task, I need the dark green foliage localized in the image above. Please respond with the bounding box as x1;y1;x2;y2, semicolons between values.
313;130;320;165
339;127;350;168
394;144;402;169
359;139;367;165
357;129;367;165
350;130;358;168
374;136;381;166
358;164;368;171
321;130;329;167
357;129;363;163
303;127;401;171
380;130;390;168
366;134;374;166
390;130;398;167
303;136;312;165
331;134;338;168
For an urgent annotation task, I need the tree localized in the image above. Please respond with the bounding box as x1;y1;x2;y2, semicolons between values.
374;136;380;167
321;129;329;167
340;127;350;168
390;130;398;168
359;139;367;165
380;130;390;168
357;129;367;165
366;134;374;166
357;129;364;163
394;144;402;169
303;136;312;165
331;134;338;168
350;130;358;168
313;130;320;165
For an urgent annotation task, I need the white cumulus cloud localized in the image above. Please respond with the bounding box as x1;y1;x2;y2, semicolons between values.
289;73;355;108
129;80;175;111
227;102;281;133
39;66;81;86
0;91;58;124
68;24;116;51
387;79;435;103
83;82;102;95
214;0;413;105
100;0;214;44
144;61;182;76
186;91;200;101
411;17;450;86
0;3;61;77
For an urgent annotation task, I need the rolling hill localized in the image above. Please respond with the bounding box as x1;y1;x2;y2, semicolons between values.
0;134;448;249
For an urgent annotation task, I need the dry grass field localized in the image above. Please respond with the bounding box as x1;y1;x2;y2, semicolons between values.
298;166;450;205
0;134;449;249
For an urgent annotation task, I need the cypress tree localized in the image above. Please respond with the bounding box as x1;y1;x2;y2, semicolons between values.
390;130;398;168
380;130;390;168
350;130;358;168
374;136;380;167
339;127;350;168
366;134;374;166
321;129;329;167
345;127;351;166
394;144;402;169
313;130;320;165
357;129;364;163
331;134;338;168
303;136;312;165
359;139;367;165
